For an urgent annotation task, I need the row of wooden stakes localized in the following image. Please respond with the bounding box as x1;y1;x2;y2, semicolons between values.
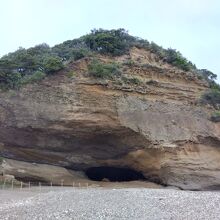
1;178;94;190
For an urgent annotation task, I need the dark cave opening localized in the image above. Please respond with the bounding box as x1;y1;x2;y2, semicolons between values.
85;166;146;182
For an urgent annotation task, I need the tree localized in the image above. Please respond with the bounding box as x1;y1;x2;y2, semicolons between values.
0;58;20;87
83;28;133;56
199;69;217;81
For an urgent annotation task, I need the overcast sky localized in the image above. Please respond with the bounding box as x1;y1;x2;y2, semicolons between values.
1;0;220;81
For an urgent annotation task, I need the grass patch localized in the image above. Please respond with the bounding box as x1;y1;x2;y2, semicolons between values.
67;71;76;78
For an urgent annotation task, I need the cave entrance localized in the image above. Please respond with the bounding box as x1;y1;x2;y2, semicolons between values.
85;166;146;182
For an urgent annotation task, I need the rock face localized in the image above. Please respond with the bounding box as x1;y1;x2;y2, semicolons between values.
1;158;85;185
0;47;220;190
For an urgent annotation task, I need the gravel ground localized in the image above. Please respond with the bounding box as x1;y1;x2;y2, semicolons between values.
0;187;220;220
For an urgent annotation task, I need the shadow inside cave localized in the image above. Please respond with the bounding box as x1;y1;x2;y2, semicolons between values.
85;166;146;182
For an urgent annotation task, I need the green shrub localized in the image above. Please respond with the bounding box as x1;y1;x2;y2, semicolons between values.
0;28;217;90
210;81;220;91
21;71;46;84
52;38;88;61
197;75;203;80
123;59;135;67
73;50;86;60
0;71;22;90
199;70;220;99
0;46;64;89
88;60;121;79
129;77;140;85
70;49;91;61
210;111;220;122
150;42;166;58
43;57;64;74
201;89;220;108
164;48;194;71
196;69;217;86
122;76;141;85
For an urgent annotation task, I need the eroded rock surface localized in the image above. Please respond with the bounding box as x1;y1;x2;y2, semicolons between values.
0;48;220;190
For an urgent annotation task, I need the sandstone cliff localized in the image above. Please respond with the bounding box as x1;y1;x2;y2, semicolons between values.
0;47;219;190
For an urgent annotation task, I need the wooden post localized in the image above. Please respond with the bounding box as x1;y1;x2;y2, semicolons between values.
79;182;81;188
50;182;53;188
72;181;75;187
3;179;6;189
11;180;14;190
28;182;31;190
20;181;23;190
61;179;64;187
